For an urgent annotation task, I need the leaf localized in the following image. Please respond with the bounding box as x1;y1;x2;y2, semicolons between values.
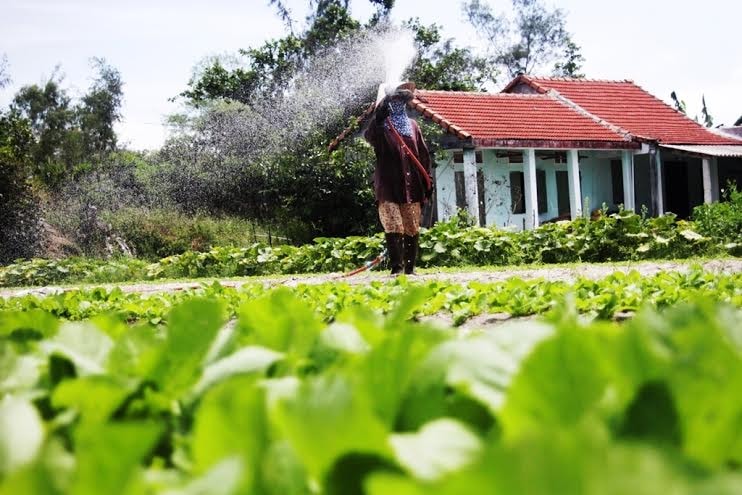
260;441;308;495
192;346;283;397
73;421;163;495
358;322;451;427
0;344;43;394
237;289;323;359
272;375;391;480
319;322;369;355
0;310;58;339
150;299;225;397
161;457;242;495
633;301;742;468
390;419;482;482
107;322;164;379
435;422;693;495
499;322;609;438
40;322;114;376
679;229;703;241
52;376;132;423
0;395;44;476
365;473;425;495
192;377;268;493
403;320;553;428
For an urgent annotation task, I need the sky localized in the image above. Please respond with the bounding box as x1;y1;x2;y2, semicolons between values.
2;0;741;150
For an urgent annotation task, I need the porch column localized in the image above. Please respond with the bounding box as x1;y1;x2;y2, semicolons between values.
711;157;720;202
522;148;539;229
621;150;635;211
702;157;713;204
462;148;480;225
567;149;582;220
655;147;665;215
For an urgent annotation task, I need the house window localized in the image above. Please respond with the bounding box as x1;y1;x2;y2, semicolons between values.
453;150;483;164
536;169;548;213
510;170;548;214
611;160;624;205
510;171;525;214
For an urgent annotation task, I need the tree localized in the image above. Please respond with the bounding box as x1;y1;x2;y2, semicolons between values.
552;39;585;78
268;0;394;31
181;0;389;106
78;58;123;156
11;70;77;185
404;18;497;91
670;91;687;114
700;95;713;128
10;60;124;186
0;110;41;262
670;91;716;128
0;54;10;89
464;0;583;80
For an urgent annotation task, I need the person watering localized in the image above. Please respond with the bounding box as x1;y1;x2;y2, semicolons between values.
364;83;433;275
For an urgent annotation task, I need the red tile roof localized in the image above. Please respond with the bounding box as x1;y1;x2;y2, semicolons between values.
507;76;742;145
411;90;636;149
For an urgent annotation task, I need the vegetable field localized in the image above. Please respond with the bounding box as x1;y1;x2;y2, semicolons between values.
2;209;737;288
1;267;742;494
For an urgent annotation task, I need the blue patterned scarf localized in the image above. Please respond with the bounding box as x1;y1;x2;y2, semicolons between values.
385;99;413;138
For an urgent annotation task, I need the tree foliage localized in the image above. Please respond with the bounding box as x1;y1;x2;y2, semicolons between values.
0;54;10;89
9;60;124;187
670;91;716;127
552;39;585;78
404;19;496;91
464;0;584;80
78;58;124;156
181;1;374;106
0;110;41;263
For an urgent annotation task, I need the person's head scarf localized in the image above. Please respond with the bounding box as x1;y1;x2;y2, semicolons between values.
384;97;413;137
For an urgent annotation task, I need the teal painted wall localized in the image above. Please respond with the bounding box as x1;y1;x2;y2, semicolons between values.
435;149;619;230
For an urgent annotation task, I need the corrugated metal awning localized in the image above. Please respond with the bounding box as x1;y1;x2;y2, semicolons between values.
660;144;742;157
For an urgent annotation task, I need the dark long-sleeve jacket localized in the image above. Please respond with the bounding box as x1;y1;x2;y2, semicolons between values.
364;118;432;204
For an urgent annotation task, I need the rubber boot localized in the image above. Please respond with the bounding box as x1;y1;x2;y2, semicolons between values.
403;234;419;275
385;233;404;275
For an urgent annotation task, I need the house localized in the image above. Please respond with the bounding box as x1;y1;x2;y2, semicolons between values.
333;75;742;230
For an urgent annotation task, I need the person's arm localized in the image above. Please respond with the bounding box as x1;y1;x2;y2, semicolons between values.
364;99;390;145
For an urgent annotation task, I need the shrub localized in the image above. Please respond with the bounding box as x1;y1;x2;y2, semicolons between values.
692;184;742;255
105;208;280;260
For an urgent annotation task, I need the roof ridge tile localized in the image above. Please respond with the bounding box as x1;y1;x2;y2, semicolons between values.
529;76;635;84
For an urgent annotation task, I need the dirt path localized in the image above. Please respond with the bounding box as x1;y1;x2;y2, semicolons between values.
2;258;740;299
